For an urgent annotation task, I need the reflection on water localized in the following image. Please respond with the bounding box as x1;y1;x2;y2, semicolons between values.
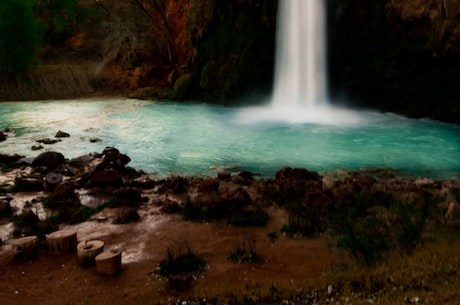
0;98;459;180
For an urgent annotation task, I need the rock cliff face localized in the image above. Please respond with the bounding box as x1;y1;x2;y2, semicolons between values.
388;0;460;55
187;0;277;102
328;0;460;122
2;0;459;122
186;0;460;121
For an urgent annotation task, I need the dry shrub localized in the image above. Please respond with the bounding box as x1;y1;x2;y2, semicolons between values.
0;64;104;100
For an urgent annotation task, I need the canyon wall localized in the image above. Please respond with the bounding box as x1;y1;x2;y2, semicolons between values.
328;0;460;122
154;0;460;122
1;0;459;122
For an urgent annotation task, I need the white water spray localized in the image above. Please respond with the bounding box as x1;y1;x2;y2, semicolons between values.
272;0;327;106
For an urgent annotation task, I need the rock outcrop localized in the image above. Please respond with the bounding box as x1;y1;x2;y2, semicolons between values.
1;0;459;123
328;0;460;123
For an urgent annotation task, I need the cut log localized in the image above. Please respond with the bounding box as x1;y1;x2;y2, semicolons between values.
46;229;77;255
43;172;63;191
77;240;104;266
11;236;38;260
95;249;122;275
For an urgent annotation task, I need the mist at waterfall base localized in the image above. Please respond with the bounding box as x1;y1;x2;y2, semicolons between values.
1;99;460;180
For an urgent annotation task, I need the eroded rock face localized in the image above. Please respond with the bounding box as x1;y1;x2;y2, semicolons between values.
328;0;460;123
387;0;460;55
188;0;277;102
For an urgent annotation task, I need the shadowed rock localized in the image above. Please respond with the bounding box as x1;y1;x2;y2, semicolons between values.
55;130;70;138
90;169;124;188
0;153;24;165
32;151;65;169
208;187;252;217
0;199;12;218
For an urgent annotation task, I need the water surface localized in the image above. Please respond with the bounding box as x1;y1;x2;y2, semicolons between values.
1;98;459;180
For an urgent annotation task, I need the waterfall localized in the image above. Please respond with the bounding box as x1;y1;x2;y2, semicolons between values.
272;0;328;106
237;0;360;125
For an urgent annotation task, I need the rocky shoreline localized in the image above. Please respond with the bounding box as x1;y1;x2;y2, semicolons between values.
1;146;458;242
1;145;460;304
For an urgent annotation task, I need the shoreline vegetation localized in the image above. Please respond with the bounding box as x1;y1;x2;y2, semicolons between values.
1;147;459;304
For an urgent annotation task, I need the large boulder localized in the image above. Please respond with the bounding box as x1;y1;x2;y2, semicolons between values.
0;153;24;165
273;166;322;204
67;155;104;177
0;199;12;218
207;187;252;217
52;181;77;201
89;169;124;188
32;151;65;169
100;147;131;169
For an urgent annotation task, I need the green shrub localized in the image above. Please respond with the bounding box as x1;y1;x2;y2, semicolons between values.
226;210;269;227
181;201;209;223
33;0;90;46
280;209;324;238
228;238;262;264
157;242;207;277
266;231;278;243
172;73;195;100
113;207;140;224
0;0;41;77
328;189;428;266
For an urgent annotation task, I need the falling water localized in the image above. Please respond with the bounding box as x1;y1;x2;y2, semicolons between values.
237;0;359;125
272;0;328;106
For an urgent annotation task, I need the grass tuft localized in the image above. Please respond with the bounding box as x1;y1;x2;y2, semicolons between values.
157;241;207;277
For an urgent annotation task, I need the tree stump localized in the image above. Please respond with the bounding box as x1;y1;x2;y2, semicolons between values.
46;229;77;255
11;236;38;260
43;172;63;191
77;240;104;266
95;249;122;275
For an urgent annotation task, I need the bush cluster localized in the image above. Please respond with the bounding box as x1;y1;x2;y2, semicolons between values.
157;242;207;277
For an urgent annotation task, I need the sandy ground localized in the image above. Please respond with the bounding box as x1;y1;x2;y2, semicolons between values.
0;203;334;305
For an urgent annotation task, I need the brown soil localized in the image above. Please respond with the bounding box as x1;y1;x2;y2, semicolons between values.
0;205;334;305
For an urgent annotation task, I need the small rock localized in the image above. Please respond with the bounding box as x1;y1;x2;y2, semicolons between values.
217;171;231;181
36;138;61;145
414;177;434;187
0;131;6;142
31;145;44;151
55;130;70;138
